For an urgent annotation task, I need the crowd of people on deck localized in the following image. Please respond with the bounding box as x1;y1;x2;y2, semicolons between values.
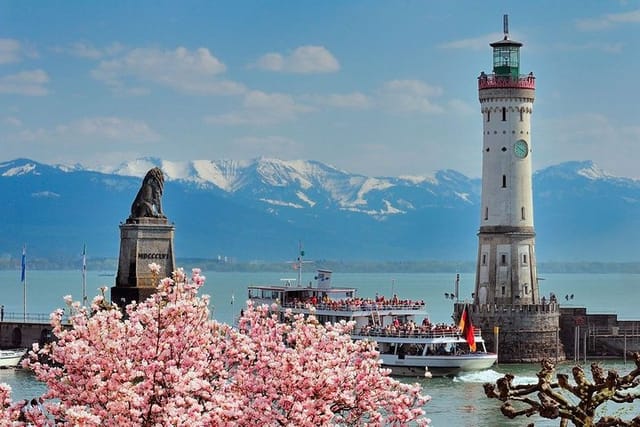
286;293;425;311
359;317;461;338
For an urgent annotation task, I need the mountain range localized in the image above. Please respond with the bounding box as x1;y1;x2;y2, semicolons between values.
1;157;638;265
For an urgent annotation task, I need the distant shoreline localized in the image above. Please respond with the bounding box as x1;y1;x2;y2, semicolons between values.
2;258;640;274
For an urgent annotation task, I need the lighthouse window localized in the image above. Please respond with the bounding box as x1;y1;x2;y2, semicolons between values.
501;254;507;265
487;111;491;122
482;254;487;265
484;207;488;220
520;109;524;121
521;206;526;220
502;107;506;121
523;254;528;264
501;286;505;295
502;175;506;188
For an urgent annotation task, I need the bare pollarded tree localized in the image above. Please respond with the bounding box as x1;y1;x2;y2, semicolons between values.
484;352;640;426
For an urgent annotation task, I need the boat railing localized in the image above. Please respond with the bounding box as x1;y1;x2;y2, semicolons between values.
354;327;484;339
281;302;426;312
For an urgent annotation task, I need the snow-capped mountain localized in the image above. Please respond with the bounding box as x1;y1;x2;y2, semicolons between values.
0;157;638;263
97;157;478;218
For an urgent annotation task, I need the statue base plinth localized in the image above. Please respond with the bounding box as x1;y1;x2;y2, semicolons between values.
111;219;176;306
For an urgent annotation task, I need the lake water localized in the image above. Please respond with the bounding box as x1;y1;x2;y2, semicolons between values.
1;269;639;425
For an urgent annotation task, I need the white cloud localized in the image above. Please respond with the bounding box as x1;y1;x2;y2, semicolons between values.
447;99;475;115
255;45;340;73
537;113;640;178
554;41;624;54
205;90;313;126
54;41;125;59
576;9;640;31
0;39;22;64
438;32;504;50
2;116;22;127
377;80;444;114
231;135;300;158
0;70;50;96
0;38;37;64
309;92;373;109
16;116;160;143
92;46;245;95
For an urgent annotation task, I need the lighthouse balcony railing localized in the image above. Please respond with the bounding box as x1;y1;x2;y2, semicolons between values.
478;73;536;90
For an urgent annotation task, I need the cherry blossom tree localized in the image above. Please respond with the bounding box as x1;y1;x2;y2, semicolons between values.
2;266;430;426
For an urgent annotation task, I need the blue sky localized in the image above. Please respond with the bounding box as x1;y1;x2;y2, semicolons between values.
1;1;639;178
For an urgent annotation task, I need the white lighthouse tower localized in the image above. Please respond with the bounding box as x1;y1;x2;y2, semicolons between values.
456;16;565;363
475;15;538;307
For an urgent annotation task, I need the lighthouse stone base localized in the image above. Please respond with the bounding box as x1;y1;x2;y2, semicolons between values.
455;303;566;363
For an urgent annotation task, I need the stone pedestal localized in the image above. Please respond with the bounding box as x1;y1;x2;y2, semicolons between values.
111;217;176;307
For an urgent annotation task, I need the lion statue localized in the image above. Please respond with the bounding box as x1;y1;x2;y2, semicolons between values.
128;167;166;220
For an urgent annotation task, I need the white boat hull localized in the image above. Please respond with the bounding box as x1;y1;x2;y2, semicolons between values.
0;349;27;368
381;353;497;377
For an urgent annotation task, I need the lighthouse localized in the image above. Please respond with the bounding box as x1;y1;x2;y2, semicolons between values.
475;15;538;306
455;16;565;363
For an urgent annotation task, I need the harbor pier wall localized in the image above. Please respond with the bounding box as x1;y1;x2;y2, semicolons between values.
0;321;53;350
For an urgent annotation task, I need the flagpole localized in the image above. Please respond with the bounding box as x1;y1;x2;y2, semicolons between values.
82;244;87;307
21;245;26;323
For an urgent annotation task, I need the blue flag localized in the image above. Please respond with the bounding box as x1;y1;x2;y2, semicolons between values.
20;246;26;283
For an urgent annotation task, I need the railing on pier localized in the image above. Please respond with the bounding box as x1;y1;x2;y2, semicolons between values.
478;73;535;90
2;311;54;323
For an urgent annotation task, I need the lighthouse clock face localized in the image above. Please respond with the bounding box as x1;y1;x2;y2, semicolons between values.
514;139;529;159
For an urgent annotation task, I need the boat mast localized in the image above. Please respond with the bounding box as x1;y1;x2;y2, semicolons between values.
297;242;304;286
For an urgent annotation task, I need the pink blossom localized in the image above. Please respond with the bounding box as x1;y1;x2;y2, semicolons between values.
0;267;429;425
148;262;161;275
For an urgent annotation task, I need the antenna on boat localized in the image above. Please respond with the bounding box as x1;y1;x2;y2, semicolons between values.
287;241;313;286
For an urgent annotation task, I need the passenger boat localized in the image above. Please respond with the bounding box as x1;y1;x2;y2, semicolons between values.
0;349;27;368
247;268;497;377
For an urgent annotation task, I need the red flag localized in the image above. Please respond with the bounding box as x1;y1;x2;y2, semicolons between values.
458;306;477;352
